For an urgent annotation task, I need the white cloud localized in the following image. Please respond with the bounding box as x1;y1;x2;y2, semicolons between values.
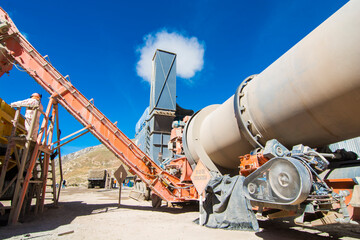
136;30;205;82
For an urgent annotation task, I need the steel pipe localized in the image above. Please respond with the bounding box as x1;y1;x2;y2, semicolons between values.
183;0;360;171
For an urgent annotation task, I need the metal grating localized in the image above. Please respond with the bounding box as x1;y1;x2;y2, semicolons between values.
329;136;360;157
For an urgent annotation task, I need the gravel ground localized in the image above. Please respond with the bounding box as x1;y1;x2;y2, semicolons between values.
0;187;359;240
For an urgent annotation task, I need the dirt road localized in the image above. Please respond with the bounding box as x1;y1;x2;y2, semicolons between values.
0;187;359;240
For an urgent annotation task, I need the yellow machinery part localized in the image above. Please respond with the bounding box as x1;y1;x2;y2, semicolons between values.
0;97;27;172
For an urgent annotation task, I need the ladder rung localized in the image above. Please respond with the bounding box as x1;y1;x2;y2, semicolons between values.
28;180;43;184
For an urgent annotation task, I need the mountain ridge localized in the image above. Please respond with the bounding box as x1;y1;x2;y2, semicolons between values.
56;144;131;186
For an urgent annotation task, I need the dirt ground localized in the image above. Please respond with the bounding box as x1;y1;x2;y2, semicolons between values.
0;187;359;240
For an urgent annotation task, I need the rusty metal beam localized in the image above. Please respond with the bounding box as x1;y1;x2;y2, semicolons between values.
52;130;89;151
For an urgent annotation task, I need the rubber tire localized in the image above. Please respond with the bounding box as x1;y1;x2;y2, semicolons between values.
151;194;162;208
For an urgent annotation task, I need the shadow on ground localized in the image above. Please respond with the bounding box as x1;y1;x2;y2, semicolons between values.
256;218;360;240
0;200;198;239
1;195;359;240
118;203;198;214
0;201;118;239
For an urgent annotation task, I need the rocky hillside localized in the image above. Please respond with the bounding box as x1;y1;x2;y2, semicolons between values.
56;144;132;186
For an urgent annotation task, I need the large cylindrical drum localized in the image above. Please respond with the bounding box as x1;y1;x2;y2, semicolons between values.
183;0;360;171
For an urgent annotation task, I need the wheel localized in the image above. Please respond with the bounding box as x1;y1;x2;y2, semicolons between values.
151;194;162;208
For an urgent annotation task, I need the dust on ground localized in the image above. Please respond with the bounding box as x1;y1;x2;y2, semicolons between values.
0;187;359;240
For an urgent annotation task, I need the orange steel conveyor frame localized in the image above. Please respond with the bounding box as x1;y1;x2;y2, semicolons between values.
0;8;197;203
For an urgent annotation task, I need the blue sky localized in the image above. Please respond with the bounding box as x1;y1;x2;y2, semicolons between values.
0;0;348;155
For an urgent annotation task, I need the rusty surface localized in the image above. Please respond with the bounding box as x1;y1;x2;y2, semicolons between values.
239;152;269;177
